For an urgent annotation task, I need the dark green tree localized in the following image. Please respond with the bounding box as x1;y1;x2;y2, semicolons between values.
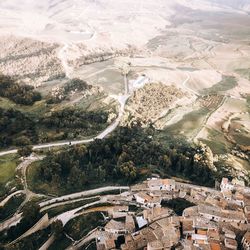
17;145;33;157
51;219;64;237
22;201;40;223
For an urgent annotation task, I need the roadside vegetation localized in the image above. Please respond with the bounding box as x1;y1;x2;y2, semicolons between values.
0;76;111;149
48;237;71;250
0;106;109;148
0;194;25;222
0;154;19;196
44;197;100;217
64;212;106;240
27;126;221;195
4;228;51;250
41;108;109;139
0;201;41;246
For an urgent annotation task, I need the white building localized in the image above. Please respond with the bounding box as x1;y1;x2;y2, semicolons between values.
147;178;175;191
220;178;234;191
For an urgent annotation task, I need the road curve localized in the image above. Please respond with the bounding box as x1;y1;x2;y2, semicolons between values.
0;76;130;157
182;74;199;96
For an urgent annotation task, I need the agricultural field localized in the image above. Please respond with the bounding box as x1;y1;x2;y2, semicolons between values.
0;154;19;195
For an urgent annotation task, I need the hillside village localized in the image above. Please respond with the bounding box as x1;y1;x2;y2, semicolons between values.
0;0;249;249
77;177;250;250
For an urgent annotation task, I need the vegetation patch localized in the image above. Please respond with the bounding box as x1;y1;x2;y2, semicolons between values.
235;68;250;80
0;76;113;149
64;212;106;240
31;126;220;196
0;75;41;106
201;75;237;94
0;154;19;193
161;198;195;216
0;106;109;149
0;201;41;245
48;236;71;250
0;193;25;222
4;228;50;250
45;197;100;218
41;108;109;139
46;78;91;104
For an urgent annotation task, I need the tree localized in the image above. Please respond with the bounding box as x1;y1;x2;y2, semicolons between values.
117;161;137;181
67;165;86;189
51;219;63;237
0;75;42;106
22;201;40;223
18;145;33;157
15;136;31;146
161;155;172;169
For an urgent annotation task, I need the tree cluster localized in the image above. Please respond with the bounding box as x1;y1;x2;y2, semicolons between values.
37;126;219;193
0;106;108;148
0;75;41;105
0;108;37;148
46;78;90;104
64;78;90;93
41;108;108;137
17;145;33;157
7;201;40;242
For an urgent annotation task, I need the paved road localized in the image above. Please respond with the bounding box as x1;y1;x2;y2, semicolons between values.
16;155;46;213
39;186;129;208
0;190;25;208
38;234;55;250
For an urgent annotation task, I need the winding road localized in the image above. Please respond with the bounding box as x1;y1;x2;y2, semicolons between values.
181;73;199;96
0;73;197;157
0;73;130;157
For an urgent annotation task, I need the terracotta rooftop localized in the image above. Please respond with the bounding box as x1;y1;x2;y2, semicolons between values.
210;242;221;250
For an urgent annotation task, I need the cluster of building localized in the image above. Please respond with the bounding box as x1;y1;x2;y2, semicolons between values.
94;177;250;250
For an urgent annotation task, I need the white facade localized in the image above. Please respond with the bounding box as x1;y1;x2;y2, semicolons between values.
220;178;234;191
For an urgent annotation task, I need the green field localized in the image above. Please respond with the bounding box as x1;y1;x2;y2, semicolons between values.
201;76;237;95
161;108;210;139
235;68;250;80
0;154;19;193
27;161;59;196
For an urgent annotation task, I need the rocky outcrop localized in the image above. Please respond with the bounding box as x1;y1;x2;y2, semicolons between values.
194;142;217;172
